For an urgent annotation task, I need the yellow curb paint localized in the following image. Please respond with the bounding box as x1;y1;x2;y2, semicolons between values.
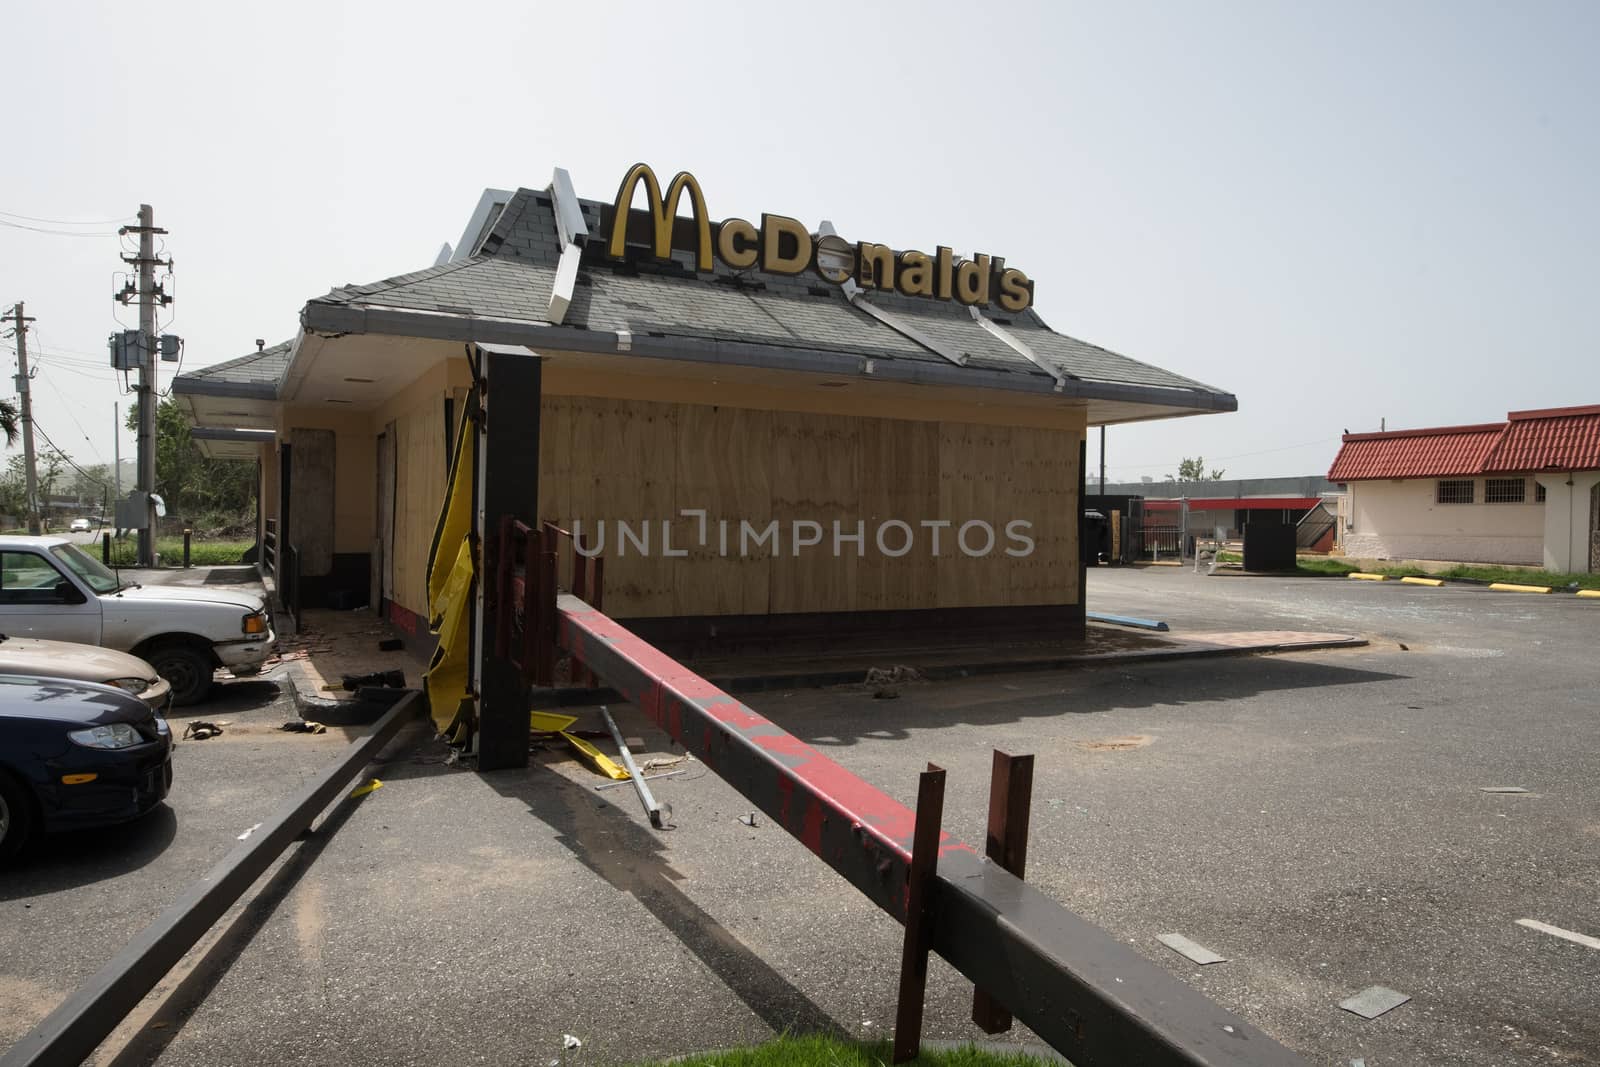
1488;583;1553;594
1349;572;1387;581
1576;589;1600;599
1400;576;1443;587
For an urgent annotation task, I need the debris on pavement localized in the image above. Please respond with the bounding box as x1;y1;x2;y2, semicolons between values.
182;720;226;740
563;1034;582;1050
1479;786;1529;793
865;664;922;699
1156;933;1228;965
236;822;262;841
342;669;406;691
601;705;664;829
594;769;686;791
281;720;327;734
1339;985;1411;1019
349;778;383;799
738;811;759;827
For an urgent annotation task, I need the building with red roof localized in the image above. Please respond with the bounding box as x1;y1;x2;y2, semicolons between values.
1327;406;1600;571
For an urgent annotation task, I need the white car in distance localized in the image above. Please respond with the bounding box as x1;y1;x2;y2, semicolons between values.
0;537;275;705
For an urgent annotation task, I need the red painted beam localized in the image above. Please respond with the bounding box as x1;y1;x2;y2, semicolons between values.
557;595;966;921
554;594;1308;1066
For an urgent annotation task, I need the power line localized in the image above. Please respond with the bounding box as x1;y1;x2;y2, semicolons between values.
0;218;121;238
31;420;115;491
0;209;132;226
34;370;107;466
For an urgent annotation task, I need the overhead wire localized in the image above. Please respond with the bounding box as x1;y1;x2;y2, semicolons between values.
30;420;116;492
0;209;132;226
34;368;107;466
0;217;122;238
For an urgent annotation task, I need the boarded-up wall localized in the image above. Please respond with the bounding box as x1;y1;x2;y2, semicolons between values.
533;395;1081;619
287;428;335;577
391;396;449;617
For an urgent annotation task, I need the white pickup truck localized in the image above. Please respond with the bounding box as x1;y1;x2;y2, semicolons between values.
0;536;275;705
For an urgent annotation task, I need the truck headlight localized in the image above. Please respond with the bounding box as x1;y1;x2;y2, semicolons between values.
69;722;144;749
242;611;269;635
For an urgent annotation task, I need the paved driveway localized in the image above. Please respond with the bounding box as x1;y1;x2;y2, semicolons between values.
1;568;1596;1066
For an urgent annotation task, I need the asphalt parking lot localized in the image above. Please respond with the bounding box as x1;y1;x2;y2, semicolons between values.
2;567;1597;1066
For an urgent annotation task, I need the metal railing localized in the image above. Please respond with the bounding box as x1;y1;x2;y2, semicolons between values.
1139;523;1183;559
262;517;278;576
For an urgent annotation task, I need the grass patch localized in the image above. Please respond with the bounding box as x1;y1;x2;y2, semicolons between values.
102;539;252;567
645;1036;1058;1067
1216;552;1600;589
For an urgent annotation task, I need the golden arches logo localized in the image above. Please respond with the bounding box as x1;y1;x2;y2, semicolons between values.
607;163;713;272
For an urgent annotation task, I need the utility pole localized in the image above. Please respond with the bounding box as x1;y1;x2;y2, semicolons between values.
7;303;40;534
120;205;167;567
113;402;121;499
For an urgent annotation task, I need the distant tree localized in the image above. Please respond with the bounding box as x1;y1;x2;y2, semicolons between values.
0;400;17;447
1166;457;1226;486
126;397;255;524
36;450;66;504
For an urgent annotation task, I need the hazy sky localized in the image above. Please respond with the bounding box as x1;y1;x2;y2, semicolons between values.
2;0;1595;484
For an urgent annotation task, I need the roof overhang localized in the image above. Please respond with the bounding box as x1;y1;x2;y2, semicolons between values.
298;300;1237;427
190;426;275;460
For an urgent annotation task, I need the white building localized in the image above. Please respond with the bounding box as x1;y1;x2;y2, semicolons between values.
1328;405;1600;572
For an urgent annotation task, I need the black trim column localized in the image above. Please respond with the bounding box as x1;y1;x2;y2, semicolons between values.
1077;435;1088;632
477;348;541;771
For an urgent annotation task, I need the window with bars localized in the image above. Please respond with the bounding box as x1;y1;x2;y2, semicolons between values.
1436;479;1475;504
1485;478;1526;504
1536;482;1547;503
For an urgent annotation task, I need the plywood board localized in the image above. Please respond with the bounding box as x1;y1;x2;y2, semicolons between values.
856;417;939;610
769;411;860;613
566;397;678;616
391;396;448;618
673;405;773;616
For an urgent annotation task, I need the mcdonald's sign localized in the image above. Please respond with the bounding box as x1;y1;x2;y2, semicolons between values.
605;163;1035;313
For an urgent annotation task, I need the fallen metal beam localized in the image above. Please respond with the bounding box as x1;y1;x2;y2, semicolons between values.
1;692;423;1067
556;595;1306;1066
600;704;663;828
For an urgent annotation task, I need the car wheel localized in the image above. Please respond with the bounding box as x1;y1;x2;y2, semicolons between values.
148;643;216;706
0;771;35;863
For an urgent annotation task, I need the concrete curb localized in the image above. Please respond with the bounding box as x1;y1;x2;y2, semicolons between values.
705;635;1369;695
279;660;400;727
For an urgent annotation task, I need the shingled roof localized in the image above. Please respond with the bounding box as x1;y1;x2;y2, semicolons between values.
304;185;1235;412
172;340;292;398
1328;406;1600;481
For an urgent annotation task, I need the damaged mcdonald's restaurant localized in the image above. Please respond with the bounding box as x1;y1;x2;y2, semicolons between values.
174;162;1236;765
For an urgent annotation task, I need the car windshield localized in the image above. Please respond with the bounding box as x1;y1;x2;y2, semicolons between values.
50;543;121;594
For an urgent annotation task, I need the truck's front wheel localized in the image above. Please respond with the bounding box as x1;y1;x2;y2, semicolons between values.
147;642;216;706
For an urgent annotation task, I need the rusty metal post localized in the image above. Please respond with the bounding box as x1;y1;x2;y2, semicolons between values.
539;523;558;687
893;763;946;1064
102;532;111;565
571;538;587;602
972;750;1035;1033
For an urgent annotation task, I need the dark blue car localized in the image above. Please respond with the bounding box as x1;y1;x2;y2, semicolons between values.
0;674;173;862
